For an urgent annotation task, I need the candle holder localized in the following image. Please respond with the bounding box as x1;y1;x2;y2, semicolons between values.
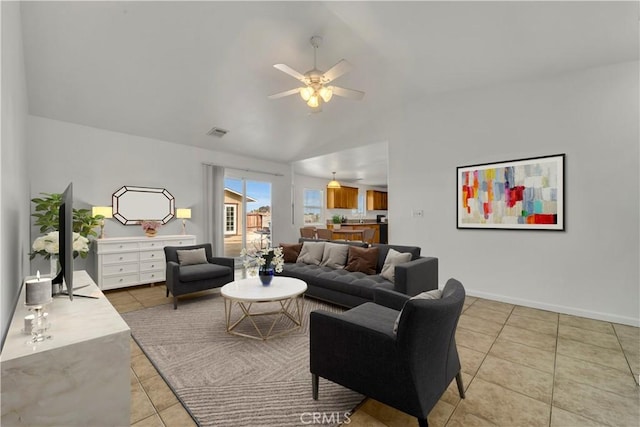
26;304;51;344
24;271;53;344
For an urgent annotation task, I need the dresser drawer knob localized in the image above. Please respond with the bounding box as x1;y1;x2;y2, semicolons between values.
119;268;123;272
151;254;155;257
119;278;123;282
119;256;123;260
151;264;155;268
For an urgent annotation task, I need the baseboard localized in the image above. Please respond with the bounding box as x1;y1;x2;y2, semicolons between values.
465;288;639;327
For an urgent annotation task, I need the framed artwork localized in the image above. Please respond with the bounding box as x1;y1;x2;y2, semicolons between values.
457;154;565;230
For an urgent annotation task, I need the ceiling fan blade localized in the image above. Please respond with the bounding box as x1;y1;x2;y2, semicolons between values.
273;64;306;82
332;86;365;100
322;59;352;82
267;87;301;99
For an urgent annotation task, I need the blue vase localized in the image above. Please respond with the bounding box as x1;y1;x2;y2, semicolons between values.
259;268;274;286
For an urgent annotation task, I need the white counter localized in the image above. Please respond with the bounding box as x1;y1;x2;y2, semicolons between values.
1;270;130;426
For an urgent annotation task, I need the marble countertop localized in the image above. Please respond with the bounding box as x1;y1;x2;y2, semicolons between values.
1;270;130;362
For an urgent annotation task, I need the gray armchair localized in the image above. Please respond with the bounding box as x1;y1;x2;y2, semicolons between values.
164;243;234;309
310;278;466;427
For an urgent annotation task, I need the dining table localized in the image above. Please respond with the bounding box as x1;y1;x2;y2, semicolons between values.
330;228;366;241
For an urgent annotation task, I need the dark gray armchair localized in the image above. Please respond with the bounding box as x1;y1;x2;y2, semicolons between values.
164;243;234;309
310;278;466;427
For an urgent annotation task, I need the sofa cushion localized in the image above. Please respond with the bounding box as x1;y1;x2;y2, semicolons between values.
320;243;349;269
393;288;443;334
380;248;413;283
372;244;421;273
177;248;208;266
341;302;399;337
297;241;325;265
345;246;379;275
281;263;392;300
279;243;303;263
178;263;232;283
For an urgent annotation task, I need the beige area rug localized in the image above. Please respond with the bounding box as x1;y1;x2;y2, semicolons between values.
122;292;364;426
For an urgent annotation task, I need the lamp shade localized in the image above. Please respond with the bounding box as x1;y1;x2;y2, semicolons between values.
92;206;113;218
307;94;320;108
327;172;341;189
319;86;333;103
176;208;192;219
300;86;313;102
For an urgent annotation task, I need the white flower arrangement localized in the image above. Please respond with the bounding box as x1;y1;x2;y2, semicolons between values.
31;231;90;259
240;246;284;276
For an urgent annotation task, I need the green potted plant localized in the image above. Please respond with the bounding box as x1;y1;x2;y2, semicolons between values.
331;214;342;230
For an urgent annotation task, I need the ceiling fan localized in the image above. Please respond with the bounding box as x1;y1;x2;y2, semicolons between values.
268;36;365;110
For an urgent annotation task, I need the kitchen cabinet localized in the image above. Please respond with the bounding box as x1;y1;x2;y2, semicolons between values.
366;190;388;210
327;186;358;209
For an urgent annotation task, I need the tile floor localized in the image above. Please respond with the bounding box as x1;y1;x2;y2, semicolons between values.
106;284;640;427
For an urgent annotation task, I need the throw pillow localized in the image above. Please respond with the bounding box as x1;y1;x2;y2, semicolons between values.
320;242;349;269
296;242;325;265
393;289;443;334
380;248;413;283
344;246;379;275
279;243;303;263
176;248;208;266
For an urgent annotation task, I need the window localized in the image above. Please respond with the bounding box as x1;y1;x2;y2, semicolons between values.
225;204;236;235
303;189;323;224
358;194;365;215
222;176;273;259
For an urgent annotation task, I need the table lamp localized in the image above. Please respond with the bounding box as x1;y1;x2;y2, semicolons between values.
92;206;113;239
176;208;192;235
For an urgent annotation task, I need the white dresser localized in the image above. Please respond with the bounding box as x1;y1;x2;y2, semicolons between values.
91;235;196;290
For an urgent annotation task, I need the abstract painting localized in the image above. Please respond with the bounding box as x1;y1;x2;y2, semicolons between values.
457;154;565;230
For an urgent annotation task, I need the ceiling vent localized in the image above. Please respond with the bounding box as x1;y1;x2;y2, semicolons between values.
207;127;229;138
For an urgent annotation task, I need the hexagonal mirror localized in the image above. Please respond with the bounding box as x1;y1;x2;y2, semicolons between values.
112;186;175;225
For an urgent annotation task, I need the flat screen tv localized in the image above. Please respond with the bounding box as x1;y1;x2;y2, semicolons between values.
52;183;73;301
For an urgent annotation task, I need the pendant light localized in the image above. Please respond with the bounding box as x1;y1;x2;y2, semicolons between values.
327;172;341;189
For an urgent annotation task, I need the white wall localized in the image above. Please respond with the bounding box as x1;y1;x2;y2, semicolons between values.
27;116;296;273
388;61;639;326
1;2;30;345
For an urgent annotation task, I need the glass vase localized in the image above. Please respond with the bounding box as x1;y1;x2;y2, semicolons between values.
49;255;59;278
259;268;274;286
49;255;62;295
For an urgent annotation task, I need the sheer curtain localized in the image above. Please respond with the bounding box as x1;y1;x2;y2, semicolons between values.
202;164;225;256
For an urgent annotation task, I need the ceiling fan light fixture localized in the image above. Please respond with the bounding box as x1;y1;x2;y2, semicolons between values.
269;35;364;110
319;86;333;103
327;172;341;188
300;86;313;101
307;94;320;108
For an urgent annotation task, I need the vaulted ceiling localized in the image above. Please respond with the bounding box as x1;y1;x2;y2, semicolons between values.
19;1;638;185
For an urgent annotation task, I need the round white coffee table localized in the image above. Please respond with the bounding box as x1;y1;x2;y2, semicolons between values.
221;276;307;340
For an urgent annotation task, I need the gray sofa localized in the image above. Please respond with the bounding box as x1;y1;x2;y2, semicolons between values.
278;240;438;308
